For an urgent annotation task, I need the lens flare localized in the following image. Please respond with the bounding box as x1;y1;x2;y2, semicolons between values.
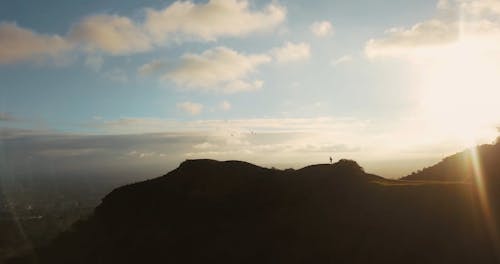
469;147;499;255
456;3;500;256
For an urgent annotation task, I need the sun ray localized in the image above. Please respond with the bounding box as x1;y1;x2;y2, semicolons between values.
453;2;500;257
469;132;500;258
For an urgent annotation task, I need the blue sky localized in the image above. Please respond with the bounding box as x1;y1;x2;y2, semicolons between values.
1;0;500;178
0;0;432;125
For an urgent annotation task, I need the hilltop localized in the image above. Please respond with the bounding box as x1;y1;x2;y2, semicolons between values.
9;158;500;263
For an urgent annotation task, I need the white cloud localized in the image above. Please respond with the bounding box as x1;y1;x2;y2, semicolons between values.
144;0;286;42
461;0;500;16
219;100;232;111
331;55;353;66
177;101;204;115
0;0;286;64
272;42;311;63
193;142;217;150
310;21;334;37
69;14;152;55
138;60;166;76
68;0;285;56
437;0;450;9
127;150;158;159
223;79;264;93
365;0;500;60
0;23;72;64
166;46;271;93
365;20;458;59
150;42;311;92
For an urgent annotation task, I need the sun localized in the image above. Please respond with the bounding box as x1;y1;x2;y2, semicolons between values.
417;38;500;146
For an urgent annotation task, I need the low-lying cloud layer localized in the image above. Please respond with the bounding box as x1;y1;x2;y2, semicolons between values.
4;113;496;179
0;120;366;178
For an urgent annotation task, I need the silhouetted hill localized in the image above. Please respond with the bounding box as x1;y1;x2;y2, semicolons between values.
402;142;500;183
10;159;500;264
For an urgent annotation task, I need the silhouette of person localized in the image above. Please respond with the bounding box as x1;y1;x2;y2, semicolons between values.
329;157;333;164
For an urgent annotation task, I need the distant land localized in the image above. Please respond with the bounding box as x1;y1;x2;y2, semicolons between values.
0;173;133;262
7;141;500;263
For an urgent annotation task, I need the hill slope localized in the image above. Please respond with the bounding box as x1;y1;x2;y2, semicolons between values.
402;142;500;183
11;159;500;264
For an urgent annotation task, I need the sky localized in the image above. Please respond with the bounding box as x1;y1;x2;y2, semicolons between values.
1;0;500;179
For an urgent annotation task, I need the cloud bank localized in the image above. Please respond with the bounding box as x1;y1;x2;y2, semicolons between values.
0;0;286;64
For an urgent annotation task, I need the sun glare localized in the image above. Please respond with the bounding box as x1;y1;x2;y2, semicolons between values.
417;37;500;146
416;1;500;147
415;7;500;253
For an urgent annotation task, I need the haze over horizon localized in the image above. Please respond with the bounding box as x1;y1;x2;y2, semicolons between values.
2;0;500;178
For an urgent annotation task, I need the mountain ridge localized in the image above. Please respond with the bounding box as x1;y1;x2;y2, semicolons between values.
9;156;500;264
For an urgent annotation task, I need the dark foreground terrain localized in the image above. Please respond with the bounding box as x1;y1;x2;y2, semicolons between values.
8;142;500;264
0;174;131;262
